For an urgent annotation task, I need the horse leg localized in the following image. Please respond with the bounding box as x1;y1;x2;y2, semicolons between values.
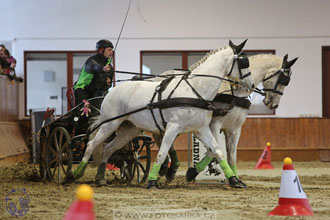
153;134;169;177
147;124;180;188
191;126;246;188
63;120;123;184
165;146;181;182
154;133;180;182
224;128;247;187
95;122;141;185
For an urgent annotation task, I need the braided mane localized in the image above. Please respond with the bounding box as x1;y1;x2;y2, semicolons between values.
189;46;227;72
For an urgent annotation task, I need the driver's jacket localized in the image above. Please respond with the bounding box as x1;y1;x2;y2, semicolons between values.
74;53;113;94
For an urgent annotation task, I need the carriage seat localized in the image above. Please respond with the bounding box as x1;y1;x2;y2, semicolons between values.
66;87;76;110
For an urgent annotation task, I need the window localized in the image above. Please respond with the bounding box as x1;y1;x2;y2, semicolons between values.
140;50;275;115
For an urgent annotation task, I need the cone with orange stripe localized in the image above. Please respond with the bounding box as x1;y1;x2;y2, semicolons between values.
268;157;314;216
255;142;274;169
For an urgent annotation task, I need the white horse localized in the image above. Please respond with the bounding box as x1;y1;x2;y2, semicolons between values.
64;40;255;188
185;54;298;185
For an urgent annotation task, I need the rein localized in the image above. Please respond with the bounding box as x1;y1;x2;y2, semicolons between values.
112;70;243;85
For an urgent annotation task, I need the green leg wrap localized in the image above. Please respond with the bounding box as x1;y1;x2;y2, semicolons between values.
168;149;180;170
219;160;234;179
148;163;161;181
230;164;238;177
95;162;107;181
73;162;88;180
195;155;213;173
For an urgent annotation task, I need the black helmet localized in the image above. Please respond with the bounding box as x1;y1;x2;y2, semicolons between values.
96;39;113;50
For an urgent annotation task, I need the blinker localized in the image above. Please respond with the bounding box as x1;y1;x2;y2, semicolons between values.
278;73;290;86
237;57;249;69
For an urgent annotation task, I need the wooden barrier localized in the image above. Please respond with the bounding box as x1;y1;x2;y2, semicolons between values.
0;122;29;160
0;77;30;164
0;77;19;121
150;118;330;162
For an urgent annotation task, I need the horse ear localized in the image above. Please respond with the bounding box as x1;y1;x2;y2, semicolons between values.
282;54;288;67
229;40;234;48
283;54;288;62
285;57;298;68
236;39;248;53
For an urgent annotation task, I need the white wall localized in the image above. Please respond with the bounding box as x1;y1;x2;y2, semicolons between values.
1;0;330;119
27;60;67;115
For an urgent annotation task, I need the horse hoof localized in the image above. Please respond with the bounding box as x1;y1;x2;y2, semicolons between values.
96;179;107;187
147;180;159;189
238;178;247;188
186;167;198;182
229;176;247;188
62;170;75;184
158;166;168;177
165;167;177;183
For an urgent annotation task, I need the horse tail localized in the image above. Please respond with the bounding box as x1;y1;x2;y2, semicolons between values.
89;115;104;168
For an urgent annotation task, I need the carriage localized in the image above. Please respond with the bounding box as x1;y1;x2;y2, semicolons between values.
38;96;154;184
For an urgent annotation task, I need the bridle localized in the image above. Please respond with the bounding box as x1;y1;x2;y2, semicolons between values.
262;67;291;96
227;50;251;80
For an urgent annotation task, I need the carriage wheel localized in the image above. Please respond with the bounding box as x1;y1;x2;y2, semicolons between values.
120;136;151;184
46;127;73;183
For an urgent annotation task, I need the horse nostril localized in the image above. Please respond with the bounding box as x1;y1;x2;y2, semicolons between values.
251;84;255;89
272;104;278;109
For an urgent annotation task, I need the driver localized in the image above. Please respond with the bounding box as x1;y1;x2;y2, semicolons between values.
74;39;114;105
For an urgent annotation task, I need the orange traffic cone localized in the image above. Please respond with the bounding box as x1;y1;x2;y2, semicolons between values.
106;163;119;171
62;184;96;220
255;142;274;169
268;157;314;216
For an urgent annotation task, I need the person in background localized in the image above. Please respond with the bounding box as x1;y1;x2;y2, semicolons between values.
73;39;114;105
0;44;8;74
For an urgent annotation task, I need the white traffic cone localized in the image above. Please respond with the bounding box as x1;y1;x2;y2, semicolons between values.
268;157;314;216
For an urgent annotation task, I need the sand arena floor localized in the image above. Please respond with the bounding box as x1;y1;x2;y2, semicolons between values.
0;161;330;220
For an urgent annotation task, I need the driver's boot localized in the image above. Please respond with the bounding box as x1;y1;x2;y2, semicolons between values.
95;162;107;186
159;156;169;177
165;149;180;182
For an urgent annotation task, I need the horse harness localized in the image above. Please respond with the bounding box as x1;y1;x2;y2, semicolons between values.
147;52;251;135
87;49;251;137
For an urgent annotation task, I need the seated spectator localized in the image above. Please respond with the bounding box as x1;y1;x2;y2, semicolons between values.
0;44;8;74
0;44;23;82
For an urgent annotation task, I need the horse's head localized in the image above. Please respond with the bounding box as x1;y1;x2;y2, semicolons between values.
262;54;298;109
228;40;255;91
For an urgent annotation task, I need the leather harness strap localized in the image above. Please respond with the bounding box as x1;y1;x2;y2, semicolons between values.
212;93;251;117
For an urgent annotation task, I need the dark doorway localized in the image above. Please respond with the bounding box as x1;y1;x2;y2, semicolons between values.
322;47;330;117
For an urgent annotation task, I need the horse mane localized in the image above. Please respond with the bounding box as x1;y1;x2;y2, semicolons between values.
248;54;282;70
189;46;227;72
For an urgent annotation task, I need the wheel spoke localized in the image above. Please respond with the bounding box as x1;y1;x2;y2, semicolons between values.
137;161;146;174
59;131;64;149
137;144;144;154
51;162;59;177
49;146;57;156
58;161;61;182
53;132;59;151
61;162;67;174
131;163;136;180
136;161;141;182
139;155;147;160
